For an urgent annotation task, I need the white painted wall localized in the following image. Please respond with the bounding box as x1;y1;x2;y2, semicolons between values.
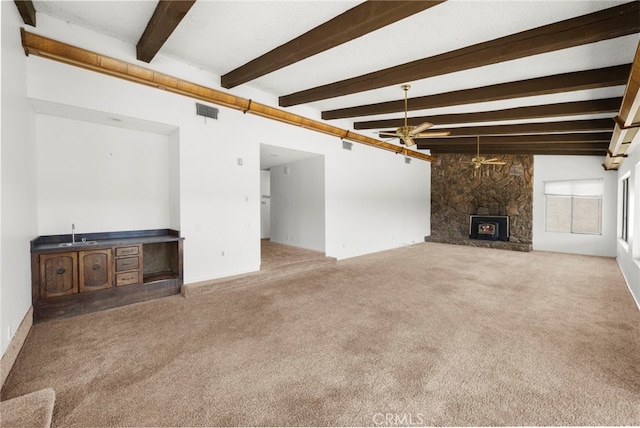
533;156;617;257
1;3;38;356
168;129;181;232
2;10;431;321
260;170;271;239
326;148;431;260
271;156;325;252
27;52;264;282
253;117;431;260
616;146;640;309
36;115;172;235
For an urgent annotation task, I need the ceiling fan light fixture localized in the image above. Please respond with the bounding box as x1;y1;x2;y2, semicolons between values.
470;135;507;173
380;84;449;147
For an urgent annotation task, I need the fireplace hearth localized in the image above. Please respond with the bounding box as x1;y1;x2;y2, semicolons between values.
470;215;509;241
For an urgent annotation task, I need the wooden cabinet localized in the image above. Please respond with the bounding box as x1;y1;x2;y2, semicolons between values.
39;252;78;298
40;249;113;296
31;229;184;321
79;249;112;292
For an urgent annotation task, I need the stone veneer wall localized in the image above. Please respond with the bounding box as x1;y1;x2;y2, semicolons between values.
430;153;533;245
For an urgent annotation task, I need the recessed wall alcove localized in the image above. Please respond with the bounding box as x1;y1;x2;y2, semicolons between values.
32;100;181;235
428;153;534;251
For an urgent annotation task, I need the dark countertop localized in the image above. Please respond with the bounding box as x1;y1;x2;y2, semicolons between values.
31;229;184;253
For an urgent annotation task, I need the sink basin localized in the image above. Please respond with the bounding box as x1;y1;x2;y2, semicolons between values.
58;241;98;247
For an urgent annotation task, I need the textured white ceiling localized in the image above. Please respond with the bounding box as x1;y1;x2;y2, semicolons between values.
34;0;157;44
260;143;322;170
28;0;640;161
32;1;636;108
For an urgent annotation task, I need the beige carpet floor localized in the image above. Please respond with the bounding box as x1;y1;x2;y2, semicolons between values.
260;239;328;270
2;243;639;426
0;388;55;428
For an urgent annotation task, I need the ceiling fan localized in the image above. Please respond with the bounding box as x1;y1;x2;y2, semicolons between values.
471;135;506;172
379;84;450;147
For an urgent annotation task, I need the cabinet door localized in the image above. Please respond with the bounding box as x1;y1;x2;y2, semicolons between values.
79;249;112;292
40;252;78;298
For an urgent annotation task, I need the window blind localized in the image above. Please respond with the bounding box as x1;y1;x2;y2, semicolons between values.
544;179;603;196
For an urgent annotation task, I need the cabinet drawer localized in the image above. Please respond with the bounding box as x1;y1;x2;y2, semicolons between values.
116;271;140;286
115;246;139;257
116;256;139;272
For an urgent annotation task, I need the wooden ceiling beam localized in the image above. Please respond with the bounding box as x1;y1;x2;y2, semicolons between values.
405;119;614;138
221;1;444;89
604;40;640;170
354;98;622;130
427;146;607;155
14;0;36;26
617;43;640;127
420;134;611;155
280;1;640;107
414;132;612;147
136;0;196;63
323;64;630;120
422;141;608;149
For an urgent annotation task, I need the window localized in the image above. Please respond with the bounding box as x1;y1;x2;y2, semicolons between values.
544;179;603;235
621;176;630;242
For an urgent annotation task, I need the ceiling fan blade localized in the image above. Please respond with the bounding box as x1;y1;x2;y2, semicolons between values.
409;121;433;135
414;130;451;138
483;158;499;162
482;161;507;165
403;136;416;147
379;131;398;137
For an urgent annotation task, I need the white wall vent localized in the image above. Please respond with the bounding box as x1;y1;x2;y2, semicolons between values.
196;103;219;120
342;140;353;150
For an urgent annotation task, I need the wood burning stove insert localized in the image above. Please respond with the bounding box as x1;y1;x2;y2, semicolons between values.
469;215;509;241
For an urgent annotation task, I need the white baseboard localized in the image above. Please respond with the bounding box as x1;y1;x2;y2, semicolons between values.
617;259;640;312
1;306;33;389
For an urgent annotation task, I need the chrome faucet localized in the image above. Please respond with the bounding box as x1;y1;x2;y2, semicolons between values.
72;223;76;244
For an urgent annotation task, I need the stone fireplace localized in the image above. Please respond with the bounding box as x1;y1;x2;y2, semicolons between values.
427;153;533;251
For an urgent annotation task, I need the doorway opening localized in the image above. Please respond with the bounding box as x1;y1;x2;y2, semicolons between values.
260;144;326;269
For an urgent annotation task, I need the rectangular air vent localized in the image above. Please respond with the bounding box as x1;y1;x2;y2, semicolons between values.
342;140;353;150
196;103;219;120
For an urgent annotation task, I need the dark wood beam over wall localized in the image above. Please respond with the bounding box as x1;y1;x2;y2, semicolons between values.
416;132;612;151
355;98;622;130
221;0;444;89
418;133;612;155
136;0;196;63
280;1;640;107
426;145;608;155
417;132;612;145
14;0;36;26
391;119;614;138
323;64;631;120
